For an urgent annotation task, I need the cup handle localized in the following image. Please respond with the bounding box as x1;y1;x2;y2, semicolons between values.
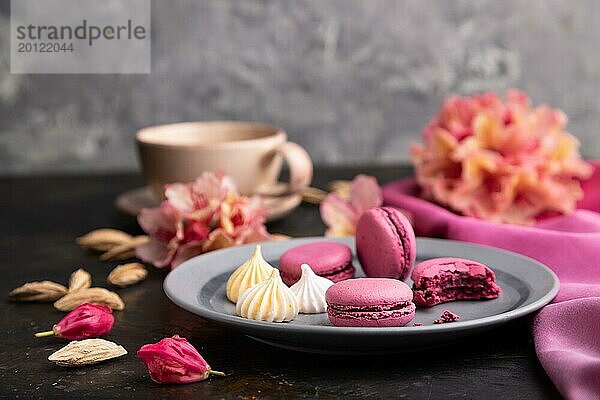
256;141;313;197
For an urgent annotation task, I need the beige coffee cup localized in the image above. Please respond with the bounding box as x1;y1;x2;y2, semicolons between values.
136;121;313;198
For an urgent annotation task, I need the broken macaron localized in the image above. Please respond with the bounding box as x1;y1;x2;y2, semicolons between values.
411;257;501;307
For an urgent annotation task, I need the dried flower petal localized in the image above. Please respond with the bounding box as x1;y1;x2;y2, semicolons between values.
137;335;225;384
68;268;92;292
320;175;383;236
54;287;124;311
48;338;127;366
9;281;68;302
107;263;148;287
350;175;384;214
320;194;356;236
76;229;134;252
35;303;114;340
100;235;149;261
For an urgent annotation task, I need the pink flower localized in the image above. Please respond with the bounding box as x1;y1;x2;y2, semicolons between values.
165;172;236;221
35;303;114;340
412;90;593;225
136;172;271;269
136;202;204;269
320;175;384;236
137;335;225;384
202;195;271;252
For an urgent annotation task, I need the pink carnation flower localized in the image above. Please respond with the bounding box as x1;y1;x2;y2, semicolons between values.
204;194;270;253
164;172;236;220
411;90;593;225
136;172;270;269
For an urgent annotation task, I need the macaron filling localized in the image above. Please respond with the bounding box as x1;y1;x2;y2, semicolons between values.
318;263;355;280
279;242;355;285
327;302;416;321
413;267;501;307
328;301;412;312
281;262;354;284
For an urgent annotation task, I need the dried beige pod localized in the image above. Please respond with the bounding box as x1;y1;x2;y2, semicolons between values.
301;186;328;204
99;235;149;262
9;281;68;302
328;180;352;200
68;268;92;292
76;229;134;252
48;338;127;366
107;263;147;287
54;287;125;311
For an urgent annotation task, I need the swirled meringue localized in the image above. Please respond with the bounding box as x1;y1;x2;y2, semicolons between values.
290;264;334;313
236;269;299;322
226;245;274;303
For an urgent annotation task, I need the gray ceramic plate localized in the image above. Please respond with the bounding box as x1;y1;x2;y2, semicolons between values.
164;237;559;354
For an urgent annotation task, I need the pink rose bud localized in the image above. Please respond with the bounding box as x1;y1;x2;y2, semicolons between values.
34;303;114;340
137;335;225;384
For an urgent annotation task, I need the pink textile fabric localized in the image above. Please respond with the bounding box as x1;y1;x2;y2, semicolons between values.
383;161;600;400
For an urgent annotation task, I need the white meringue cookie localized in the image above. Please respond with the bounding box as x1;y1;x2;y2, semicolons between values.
226;245;274;303
236;269;299;322
290;263;334;314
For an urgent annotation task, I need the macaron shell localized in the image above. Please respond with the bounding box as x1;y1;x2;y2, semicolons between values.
326;278;416;327
279;242;354;285
356;207;416;280
325;278;413;307
411;257;494;282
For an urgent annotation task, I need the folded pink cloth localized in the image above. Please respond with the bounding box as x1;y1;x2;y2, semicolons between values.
383;161;600;400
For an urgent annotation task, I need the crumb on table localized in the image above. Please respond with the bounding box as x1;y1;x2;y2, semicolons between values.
433;310;460;324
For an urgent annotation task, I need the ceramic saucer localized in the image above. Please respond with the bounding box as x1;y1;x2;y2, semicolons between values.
115;187;302;222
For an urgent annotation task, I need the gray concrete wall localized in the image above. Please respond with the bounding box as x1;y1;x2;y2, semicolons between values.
1;0;600;175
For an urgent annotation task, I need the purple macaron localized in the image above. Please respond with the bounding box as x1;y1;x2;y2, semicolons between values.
278;242;355;286
356;207;416;280
411;257;501;307
325;278;416;327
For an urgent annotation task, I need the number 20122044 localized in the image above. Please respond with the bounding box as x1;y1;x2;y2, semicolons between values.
18;42;74;52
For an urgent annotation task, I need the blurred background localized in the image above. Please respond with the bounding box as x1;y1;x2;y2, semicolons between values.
1;0;599;175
